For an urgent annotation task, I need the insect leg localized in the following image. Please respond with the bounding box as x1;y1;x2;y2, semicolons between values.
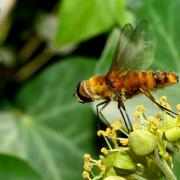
140;88;178;117
96;100;111;126
144;89;177;117
118;103;130;133
118;99;133;133
146;90;177;117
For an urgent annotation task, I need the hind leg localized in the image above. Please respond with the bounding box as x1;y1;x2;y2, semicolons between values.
140;88;178;117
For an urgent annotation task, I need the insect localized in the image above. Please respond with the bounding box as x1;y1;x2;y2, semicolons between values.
75;20;178;132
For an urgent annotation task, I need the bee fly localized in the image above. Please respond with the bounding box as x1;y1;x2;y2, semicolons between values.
75;20;178;132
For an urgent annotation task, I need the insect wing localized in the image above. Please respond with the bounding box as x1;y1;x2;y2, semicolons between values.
108;23;134;74
108;20;156;76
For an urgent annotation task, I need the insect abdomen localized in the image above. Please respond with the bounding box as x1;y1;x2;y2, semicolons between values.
119;71;178;98
151;71;178;88
136;71;178;90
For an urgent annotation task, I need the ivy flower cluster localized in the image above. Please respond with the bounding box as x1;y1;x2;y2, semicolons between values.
82;97;180;180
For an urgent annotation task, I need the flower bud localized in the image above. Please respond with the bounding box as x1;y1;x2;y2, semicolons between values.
165;127;180;142
129;130;157;156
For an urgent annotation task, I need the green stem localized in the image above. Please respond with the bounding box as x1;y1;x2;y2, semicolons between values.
153;149;177;180
18;36;42;62
103;136;112;150
14;48;54;82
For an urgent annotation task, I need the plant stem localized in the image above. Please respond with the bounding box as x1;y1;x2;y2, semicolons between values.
153;149;177;180
18;36;42;62
14;48;54;82
103;136;112;150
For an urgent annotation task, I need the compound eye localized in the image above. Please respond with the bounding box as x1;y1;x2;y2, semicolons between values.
76;81;92;103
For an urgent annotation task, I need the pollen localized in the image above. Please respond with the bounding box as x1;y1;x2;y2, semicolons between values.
97;130;102;137
160;96;171;110
148;116;159;128
106;128;111;135
111;120;122;130
119;138;129;146
96;160;105;171
136;104;146;112
135;111;141;120
176;104;180;111
99;164;106;172
84;154;91;161
83;161;92;172
101;147;108;155
97;128;112;137
82;171;90;179
160;96;167;101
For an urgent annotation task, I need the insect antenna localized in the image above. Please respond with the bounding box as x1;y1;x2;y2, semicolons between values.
139;88;178;118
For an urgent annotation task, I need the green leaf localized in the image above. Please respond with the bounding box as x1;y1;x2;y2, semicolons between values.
165;127;180;142
0;154;40;180
94;28;120;75
55;0;132;46
135;0;180;72
106;167;117;176
0;57;97;180
103;152;136;171
173;156;180;180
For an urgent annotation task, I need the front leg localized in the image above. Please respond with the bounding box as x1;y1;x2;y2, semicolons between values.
96;100;111;126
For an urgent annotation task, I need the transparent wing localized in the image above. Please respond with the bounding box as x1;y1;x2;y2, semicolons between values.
108;20;156;76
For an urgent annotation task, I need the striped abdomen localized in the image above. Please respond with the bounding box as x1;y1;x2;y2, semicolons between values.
110;71;178;98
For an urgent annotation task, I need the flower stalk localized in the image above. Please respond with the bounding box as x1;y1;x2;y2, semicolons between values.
153;149;177;180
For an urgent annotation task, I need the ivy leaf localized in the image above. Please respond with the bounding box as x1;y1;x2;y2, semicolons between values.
94;28;120;75
0;57;97;180
55;0;132;46
135;0;180;72
0;154;40;180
